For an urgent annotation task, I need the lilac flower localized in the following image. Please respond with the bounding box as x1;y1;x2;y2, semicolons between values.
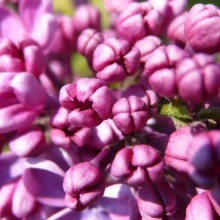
112;96;150;135
77;28;104;66
111;144;165;186
176;53;220;105
74;4;101;35
186;192;218;220
185;4;220;54
63;161;105;211
168;12;188;48
149;0;187;34
0;0;58;54
144;44;189;98
9;125;46;157
59;78;116;127
134;35;162;63
165;126;193;174
0;72;47;133
93;38;140;84
187;130;220;188
116;2;162;44
137;178;177;219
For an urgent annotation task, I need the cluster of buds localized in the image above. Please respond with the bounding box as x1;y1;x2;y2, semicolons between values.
0;0;220;220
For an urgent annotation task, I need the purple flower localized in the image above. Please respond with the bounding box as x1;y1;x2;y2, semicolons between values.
63;161;105;211
111;144;164;186
77;28;104;66
165;126;193;174
176;53;220;104
93;38;140;83
137;178;177;219
116;2;162;44
186;192;218;220
185;4;220;54
9;125;46;157
112;96;150;135
74;4;101;35
0;0;58;54
168;12;188;48
134;35;162;63
59;78;116;127
144;44;189;98
187;130;220;188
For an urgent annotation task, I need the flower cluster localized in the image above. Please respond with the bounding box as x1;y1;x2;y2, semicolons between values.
0;0;220;219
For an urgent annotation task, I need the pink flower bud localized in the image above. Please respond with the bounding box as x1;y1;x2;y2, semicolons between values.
187;130;220;188
12;178;36;218
185;4;220;54
63;162;105;210
93;38;140;83
137;178;177;219
77;28;104;65
135;35;162;63
165;126;193;173
60;78;115;127
186;192;217;220
117;2;162;44
168;12;187;48
112;96;150;135
74;4;101;35
176;54;220;104
144;44;189;98
111;145;164;186
9;126;46;157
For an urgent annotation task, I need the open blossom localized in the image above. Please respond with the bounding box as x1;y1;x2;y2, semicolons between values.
93;38;140;84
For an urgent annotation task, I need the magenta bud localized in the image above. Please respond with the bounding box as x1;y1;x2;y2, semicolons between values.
23;44;45;77
187;130;220;188
11;72;47;110
60;78;115;127
176;53;220;104
112;96;150;135
0;180;17;218
77;28;104;64
137;178;177;219
9;126;46;157
63;162;105;210
116;2;162;44
74;4;101;35
165;126;193;173
0;55;24;72
134;35;162;63
93;38;140;83
12;178;36;218
111;145;164;186
168;12;187;48
144;44;189;98
186;192;217;220
185;4;220;54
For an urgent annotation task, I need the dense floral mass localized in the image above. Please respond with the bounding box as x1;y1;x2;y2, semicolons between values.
0;0;220;219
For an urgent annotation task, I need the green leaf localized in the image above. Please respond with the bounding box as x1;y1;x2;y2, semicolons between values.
159;99;192;128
